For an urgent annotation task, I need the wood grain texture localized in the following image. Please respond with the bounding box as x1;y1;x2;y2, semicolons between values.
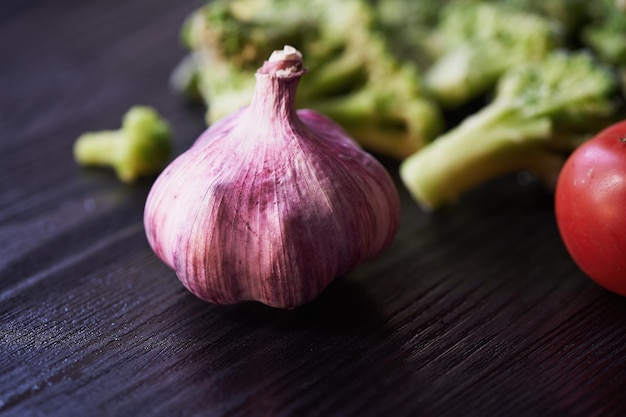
1;1;626;416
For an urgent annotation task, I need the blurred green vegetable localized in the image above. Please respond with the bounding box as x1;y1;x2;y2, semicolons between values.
582;0;626;96
423;3;562;108
499;0;589;42
373;0;456;69
74;106;173;183
172;0;444;159
400;51;620;210
169;0;626;210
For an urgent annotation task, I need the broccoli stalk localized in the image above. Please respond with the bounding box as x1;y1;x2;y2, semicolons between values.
423;3;561;108
74;106;173;183
400;51;619;211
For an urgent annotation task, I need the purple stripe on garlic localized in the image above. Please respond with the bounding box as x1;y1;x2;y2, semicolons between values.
144;45;400;309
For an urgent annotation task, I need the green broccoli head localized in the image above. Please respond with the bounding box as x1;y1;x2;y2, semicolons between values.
424;3;561;108
495;51;617;125
498;0;589;41
366;0;445;68
176;0;335;121
173;0;444;159
582;0;626;66
309;31;443;158
580;0;626;99
584;21;626;66
182;0;319;70
74;106;173;183
400;51;620;210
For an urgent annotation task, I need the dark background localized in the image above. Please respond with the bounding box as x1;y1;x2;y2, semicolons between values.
1;1;625;416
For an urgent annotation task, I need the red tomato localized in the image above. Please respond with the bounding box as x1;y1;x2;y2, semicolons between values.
555;120;626;296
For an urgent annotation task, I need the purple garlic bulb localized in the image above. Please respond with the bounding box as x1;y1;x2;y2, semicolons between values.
144;46;400;308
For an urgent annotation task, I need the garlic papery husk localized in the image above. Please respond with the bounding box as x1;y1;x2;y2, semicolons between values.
144;46;400;309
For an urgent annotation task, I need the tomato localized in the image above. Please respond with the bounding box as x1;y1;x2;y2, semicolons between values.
555;120;626;297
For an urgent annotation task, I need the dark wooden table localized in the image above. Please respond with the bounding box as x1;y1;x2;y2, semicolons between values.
2;1;626;416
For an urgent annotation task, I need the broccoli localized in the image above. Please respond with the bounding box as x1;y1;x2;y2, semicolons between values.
301;29;443;158
582;0;626;97
176;0;363;119
373;0;456;69
423;3;561;108
74;106;173;183
399;51;620;211
171;0;443;159
497;0;589;43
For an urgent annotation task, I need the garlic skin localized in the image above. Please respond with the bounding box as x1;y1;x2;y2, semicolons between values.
144;46;400;308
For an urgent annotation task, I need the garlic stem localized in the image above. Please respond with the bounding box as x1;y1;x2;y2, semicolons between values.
241;46;306;136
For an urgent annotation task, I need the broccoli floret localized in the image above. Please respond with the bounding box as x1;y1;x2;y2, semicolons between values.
583;0;626;61
175;0;320;115
373;0;456;69
582;0;626;96
297;15;444;158
182;0;319;70
310;32;443;158
177;0;350;117
584;18;626;65
498;0;589;43
423;3;561;108
400;51;619;211
172;0;443;159
169;54;204;103
74;106;173;183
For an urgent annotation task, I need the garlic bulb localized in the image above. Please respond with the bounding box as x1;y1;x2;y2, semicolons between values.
144;46;400;309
